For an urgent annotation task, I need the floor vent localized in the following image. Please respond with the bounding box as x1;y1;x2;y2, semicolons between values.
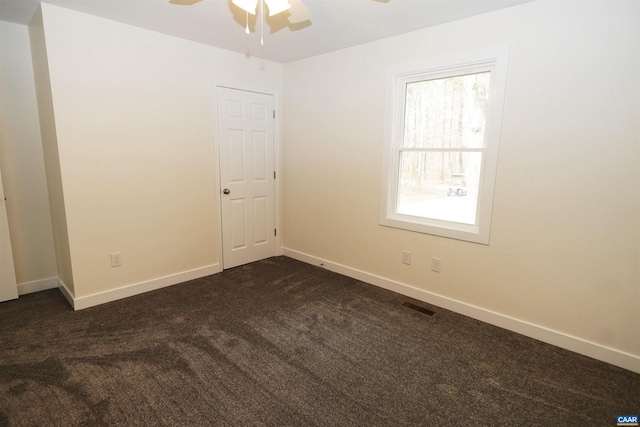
401;302;436;317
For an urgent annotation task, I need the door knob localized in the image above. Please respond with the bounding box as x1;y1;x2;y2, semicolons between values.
223;188;230;195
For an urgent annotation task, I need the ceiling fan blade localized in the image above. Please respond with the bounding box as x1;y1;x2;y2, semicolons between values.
287;0;312;24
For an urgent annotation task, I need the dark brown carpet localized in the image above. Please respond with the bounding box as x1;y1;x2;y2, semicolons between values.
0;256;638;426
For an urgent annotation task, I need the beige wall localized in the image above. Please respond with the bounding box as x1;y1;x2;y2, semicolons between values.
283;0;640;361
0;20;57;285
36;3;282;299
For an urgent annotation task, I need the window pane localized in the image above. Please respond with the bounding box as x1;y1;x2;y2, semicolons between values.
397;151;483;225
403;72;491;149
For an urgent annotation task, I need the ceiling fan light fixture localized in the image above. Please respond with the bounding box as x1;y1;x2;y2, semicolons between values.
232;0;259;15
264;0;291;16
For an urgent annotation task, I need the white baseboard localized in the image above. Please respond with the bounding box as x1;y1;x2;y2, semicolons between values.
17;277;59;295
62;264;222;311
57;277;74;308
282;248;640;374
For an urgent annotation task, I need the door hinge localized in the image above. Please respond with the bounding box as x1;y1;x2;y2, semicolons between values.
274;229;277;236
273;110;276;119
274;171;276;179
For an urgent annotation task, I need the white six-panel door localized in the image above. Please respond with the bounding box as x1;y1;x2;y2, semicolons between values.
217;87;276;269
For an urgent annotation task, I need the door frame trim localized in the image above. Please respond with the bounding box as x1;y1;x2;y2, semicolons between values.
213;84;282;270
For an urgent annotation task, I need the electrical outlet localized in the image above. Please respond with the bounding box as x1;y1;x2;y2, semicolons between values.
111;252;122;267
431;257;441;273
402;250;412;265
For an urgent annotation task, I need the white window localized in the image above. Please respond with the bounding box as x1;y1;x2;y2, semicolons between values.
380;47;509;244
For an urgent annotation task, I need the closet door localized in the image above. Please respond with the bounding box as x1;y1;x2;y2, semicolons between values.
217;87;276;269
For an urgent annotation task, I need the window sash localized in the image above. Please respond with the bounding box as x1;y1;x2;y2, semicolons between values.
391;149;486;227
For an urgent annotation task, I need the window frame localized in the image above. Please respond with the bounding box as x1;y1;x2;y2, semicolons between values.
380;47;509;244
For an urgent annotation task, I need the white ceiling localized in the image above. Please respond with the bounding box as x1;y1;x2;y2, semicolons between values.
0;0;532;63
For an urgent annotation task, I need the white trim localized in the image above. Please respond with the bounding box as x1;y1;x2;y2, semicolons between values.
17;277;59;295
273;89;283;257
282;247;640;374
212;86;225;270
67;264;221;311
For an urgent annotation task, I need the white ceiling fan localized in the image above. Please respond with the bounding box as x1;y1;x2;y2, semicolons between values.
233;0;311;24
232;0;312;45
170;0;386;47
232;0;388;25
171;0;312;45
